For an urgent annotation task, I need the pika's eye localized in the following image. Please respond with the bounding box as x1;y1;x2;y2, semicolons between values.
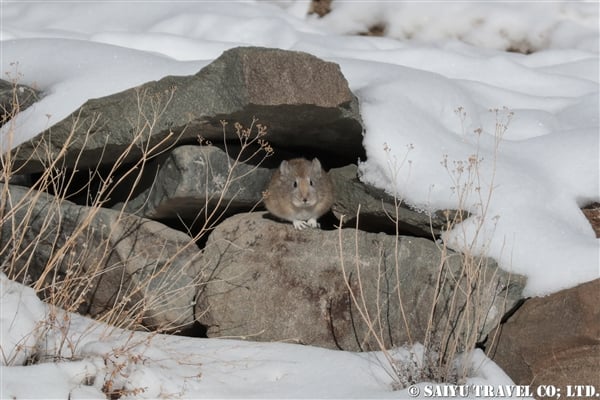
293;181;298;188
309;179;314;186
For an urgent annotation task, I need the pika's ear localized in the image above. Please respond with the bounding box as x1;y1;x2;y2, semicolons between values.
311;158;323;177
279;160;291;176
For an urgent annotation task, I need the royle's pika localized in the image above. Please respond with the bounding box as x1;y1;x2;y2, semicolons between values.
263;158;334;229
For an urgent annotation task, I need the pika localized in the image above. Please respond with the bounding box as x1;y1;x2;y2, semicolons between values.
264;158;334;229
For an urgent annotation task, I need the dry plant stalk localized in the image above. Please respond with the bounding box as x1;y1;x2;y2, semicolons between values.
425;107;513;383
337;107;514;388
186;117;273;236
0;75;273;366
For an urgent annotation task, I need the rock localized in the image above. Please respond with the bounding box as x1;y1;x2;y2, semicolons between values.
196;212;525;351
309;0;332;17
11;47;364;174
582;202;600;238
114;145;271;223
330;164;452;237
0;184;203;331
489;279;600;396
0;79;41;128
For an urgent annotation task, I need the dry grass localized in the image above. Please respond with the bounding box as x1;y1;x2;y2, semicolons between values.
337;107;515;388
0;77;273;368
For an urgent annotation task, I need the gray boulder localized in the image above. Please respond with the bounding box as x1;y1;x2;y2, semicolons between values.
11;47;364;174
114;145;271;223
196;212;526;352
0;184;203;330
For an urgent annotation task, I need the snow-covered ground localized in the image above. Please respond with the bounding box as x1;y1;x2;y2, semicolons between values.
0;273;521;399
1;1;598;398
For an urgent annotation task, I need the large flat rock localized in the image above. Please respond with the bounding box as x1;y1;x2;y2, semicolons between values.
11;47;364;174
196;212;526;352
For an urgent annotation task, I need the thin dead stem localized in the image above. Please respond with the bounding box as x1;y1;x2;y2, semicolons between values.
338;107;514;388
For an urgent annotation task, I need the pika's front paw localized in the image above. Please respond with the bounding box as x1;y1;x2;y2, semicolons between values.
292;218;319;230
293;219;309;229
306;218;319;228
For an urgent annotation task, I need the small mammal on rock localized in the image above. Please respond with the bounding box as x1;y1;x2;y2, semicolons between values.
264;158;334;229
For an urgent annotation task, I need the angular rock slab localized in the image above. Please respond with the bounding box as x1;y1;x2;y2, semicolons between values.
0;184;203;330
330;164;452;237
115;145;271;221
12;46;364;174
196;212;526;351
490;279;600;393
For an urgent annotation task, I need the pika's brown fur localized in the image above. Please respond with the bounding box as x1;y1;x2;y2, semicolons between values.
264;158;334;229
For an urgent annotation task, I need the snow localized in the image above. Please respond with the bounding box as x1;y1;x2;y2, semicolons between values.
307;2;599;53
0;1;598;398
0;273;524;399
